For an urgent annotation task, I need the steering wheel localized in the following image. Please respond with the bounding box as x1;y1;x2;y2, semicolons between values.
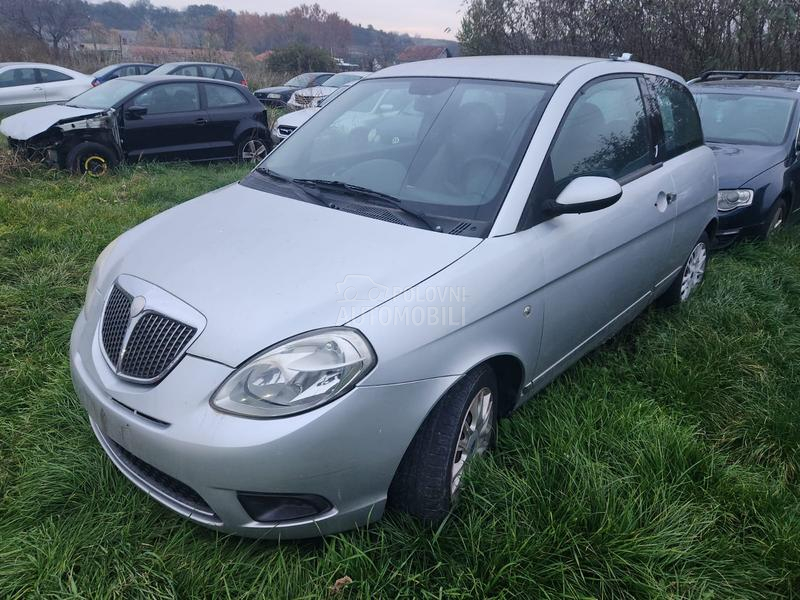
741;128;772;143
444;155;510;195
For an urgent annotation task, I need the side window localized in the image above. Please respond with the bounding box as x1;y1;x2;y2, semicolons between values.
116;65;139;77
205;84;247;108
37;69;72;83
131;83;200;114
174;66;199;77
0;68;37;87
200;65;222;79
548;77;652;191
648;76;703;160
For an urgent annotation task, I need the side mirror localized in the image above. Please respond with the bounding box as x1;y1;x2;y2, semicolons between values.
125;105;148;119
546;176;623;216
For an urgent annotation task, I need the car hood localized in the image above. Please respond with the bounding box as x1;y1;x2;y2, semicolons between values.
254;85;295;95
103;182;481;367
276;107;318;128
708;142;787;188
0;104;105;140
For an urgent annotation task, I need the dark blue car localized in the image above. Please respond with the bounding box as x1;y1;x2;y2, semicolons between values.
689;71;800;244
91;63;156;87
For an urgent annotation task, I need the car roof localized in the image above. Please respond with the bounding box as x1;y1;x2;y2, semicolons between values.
117;74;246;86
369;55;608;85
154;62;238;69
690;79;800;97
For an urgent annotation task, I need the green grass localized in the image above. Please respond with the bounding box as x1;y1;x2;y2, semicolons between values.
1;159;800;599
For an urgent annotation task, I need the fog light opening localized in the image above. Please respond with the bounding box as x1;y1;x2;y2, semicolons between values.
237;492;332;522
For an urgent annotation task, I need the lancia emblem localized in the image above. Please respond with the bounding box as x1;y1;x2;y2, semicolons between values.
130;295;146;318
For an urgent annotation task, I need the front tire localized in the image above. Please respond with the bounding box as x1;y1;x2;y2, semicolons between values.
66;142;117;177
388;365;498;522
759;198;787;240
659;231;710;307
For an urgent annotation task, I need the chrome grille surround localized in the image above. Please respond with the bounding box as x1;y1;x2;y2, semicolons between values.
99;275;206;384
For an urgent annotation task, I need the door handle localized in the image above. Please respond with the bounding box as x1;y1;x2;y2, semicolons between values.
194;118;208;126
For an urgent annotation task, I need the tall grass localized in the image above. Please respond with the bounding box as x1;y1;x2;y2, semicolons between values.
1;161;799;599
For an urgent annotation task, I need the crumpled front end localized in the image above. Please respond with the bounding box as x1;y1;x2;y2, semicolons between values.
2;107;122;167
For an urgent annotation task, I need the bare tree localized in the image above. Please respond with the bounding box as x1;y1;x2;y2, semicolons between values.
5;0;89;56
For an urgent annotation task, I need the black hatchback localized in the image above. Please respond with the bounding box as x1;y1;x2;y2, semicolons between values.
0;75;270;175
689;71;800;243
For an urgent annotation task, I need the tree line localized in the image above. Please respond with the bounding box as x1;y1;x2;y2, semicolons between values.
0;0;420;66
457;0;800;78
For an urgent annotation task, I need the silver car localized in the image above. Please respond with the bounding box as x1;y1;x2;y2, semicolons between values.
0;63;92;117
70;55;718;539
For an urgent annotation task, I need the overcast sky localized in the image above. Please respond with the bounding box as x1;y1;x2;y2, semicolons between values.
152;0;464;39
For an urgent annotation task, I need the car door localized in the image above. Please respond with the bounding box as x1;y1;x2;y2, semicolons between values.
37;68;79;104
526;75;678;383
120;82;213;162
202;82;253;158
645;75;714;277
0;68;45;112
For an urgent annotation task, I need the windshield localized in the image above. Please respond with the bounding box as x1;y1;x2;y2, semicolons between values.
257;77;552;234
285;73;316;87
694;92;796;145
67;79;145;109
324;73;364;88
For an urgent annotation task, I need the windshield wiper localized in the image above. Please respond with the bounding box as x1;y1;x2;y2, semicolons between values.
253;168;329;207
292;179;438;231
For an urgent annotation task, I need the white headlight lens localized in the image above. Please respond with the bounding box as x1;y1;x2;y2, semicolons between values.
717;189;753;212
210;328;375;418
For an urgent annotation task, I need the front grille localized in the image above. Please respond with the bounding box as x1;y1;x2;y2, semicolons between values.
109;439;216;518
294;95;313;106
101;285;132;365
278;125;296;136
119;312;196;380
101;284;197;383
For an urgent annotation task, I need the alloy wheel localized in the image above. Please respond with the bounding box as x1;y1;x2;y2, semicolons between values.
451;386;494;497
680;241;707;302
241;139;268;163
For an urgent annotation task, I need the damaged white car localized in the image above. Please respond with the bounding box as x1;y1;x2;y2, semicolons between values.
1;75;271;175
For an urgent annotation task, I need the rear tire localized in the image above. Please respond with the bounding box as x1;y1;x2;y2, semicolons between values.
758;198;787;240
237;136;270;164
388;365;498;522
659;231;710;307
66;142;117;177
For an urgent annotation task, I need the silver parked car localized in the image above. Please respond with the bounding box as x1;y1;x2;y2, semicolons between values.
70;55;718;539
0;63;92;117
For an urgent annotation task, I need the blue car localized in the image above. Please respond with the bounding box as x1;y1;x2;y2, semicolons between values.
690;70;800;244
91;63;156;87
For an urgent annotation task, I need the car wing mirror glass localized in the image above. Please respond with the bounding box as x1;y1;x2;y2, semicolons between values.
125;105;147;119
546;176;623;216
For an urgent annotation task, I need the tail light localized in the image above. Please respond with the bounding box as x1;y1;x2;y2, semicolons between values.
241;79;248;87
91;79;100;87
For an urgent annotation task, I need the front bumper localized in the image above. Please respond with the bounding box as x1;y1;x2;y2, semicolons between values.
70;309;456;539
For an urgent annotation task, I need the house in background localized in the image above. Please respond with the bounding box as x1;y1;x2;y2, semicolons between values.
396;45;452;63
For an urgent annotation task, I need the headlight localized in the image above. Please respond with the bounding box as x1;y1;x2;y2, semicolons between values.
210;328;376;418
717;189;753;212
84;237;119;314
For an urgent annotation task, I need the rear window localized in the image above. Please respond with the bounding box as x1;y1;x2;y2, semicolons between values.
693;91;796;145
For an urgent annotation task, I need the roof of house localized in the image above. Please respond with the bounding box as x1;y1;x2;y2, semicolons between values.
396;45;451;63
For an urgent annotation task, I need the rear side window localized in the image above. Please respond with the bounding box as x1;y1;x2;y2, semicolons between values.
205;84;247;108
647;76;703;159
38;69;72;83
115;65;139;77
0;68;37;87
132;83;200;114
548;77;652;191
